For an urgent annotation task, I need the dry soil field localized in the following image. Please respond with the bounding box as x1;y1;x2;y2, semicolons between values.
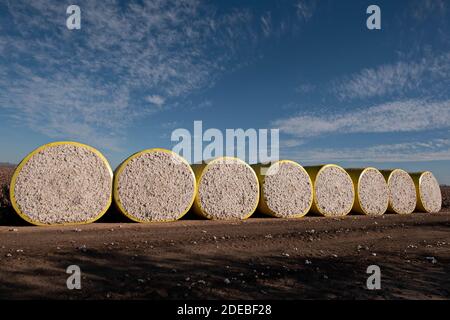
0;165;449;299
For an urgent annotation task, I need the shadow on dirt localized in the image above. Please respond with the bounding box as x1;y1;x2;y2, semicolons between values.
1;246;449;300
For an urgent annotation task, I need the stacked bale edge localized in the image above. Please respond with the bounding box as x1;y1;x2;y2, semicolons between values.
304;165;355;217
113;148;196;223
10;141;113;226
253;160;313;218
192;157;259;220
347;168;389;216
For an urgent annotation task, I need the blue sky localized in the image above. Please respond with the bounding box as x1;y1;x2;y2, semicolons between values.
0;0;450;183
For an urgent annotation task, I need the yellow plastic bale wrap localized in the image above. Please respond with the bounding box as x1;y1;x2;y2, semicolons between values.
410;171;442;213
192;157;259;220
347;168;389;216
252;161;313;218
113;148;196;223
380;169;416;215
10;141;113;226
304;164;354;217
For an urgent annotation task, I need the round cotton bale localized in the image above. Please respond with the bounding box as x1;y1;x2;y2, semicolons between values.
304;165;354;217
253;160;313;218
381;169;416;215
192;157;259;220
347;168;389;216
411;171;442;213
10;141;113;226
113;149;196;223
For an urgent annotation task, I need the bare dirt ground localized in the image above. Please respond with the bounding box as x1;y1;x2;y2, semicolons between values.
0;166;449;300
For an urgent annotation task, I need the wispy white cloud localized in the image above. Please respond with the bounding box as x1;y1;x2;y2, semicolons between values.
258;2;315;40
295;0;316;22
0;0;258;150
295;83;316;94
273;99;450;138
260;12;272;37
411;0;448;21
146;95;165;108
281;139;305;148
1;73;131;151
195;99;213;110
285;139;450;163
333;53;450;100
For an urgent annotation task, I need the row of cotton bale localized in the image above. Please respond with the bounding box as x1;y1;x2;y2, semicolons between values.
9;142;443;226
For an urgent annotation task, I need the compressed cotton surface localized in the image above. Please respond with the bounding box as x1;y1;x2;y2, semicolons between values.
198;159;259;220
263;162;312;217
358;168;388;216
419;172;442;213
117;151;195;222
388;170;416;214
13;144;112;225
315;166;354;217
